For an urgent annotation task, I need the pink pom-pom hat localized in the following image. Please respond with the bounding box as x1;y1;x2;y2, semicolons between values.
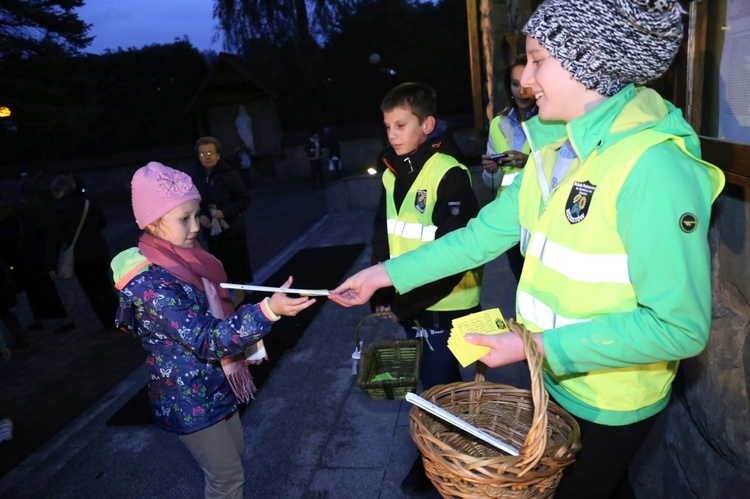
131;161;201;229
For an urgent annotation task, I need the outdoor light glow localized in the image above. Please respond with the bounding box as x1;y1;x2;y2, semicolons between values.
0;106;10;118
367;167;378;175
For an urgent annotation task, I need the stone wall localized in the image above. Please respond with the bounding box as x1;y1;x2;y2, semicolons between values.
630;183;750;498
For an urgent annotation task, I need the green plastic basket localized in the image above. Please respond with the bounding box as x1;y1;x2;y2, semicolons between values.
355;312;422;400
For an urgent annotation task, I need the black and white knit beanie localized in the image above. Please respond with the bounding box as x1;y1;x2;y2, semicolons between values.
524;0;685;97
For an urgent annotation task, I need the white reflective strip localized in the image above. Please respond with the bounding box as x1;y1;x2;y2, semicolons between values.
501;172;518;186
526;232;630;284
517;290;591;330
519;226;531;256
386;218;437;242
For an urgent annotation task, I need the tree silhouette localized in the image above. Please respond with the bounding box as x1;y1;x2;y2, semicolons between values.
0;0;92;58
214;0;358;57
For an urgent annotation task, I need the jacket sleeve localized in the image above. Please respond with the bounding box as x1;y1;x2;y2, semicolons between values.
121;272;274;361
369;185;396;310
45;207;66;272
217;169;251;220
543;144;718;374
389;166;481;322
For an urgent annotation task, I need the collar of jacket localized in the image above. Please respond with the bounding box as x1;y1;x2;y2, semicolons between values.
380;125;459;178
524;84;676;163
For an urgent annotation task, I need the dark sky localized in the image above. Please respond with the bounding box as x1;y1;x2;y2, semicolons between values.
76;1;223;54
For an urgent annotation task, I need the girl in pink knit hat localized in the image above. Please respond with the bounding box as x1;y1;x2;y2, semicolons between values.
111;161;314;498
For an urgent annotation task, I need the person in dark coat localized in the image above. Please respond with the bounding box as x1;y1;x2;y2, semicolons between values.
323;127;342;179
46;174;119;329
0;201;29;348
192;137;254;305
13;183;75;334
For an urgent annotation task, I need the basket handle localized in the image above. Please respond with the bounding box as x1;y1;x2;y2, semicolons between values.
354;311;395;349
506;318;550;474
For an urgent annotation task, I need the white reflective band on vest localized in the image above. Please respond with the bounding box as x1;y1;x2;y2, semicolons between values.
527;232;631;284
387;218;437;242
501;172;518;186
517;290;591;330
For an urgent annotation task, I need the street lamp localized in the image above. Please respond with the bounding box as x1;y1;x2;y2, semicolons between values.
0;106;10;118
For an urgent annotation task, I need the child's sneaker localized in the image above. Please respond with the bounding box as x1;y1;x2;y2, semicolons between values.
0;416;13;443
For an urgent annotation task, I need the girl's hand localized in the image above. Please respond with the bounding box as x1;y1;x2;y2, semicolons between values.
501;150;528;167
268;276;317;317
373;305;396;321
480;154;500;174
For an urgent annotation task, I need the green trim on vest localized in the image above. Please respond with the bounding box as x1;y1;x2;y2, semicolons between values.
383;153;481;311
517;129;723;425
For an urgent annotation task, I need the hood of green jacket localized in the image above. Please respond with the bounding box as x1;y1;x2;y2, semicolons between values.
111;247;150;290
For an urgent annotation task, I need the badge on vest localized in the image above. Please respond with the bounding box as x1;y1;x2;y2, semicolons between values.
565;181;596;224
415;189;427;214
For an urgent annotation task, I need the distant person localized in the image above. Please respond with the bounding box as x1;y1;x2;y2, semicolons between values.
323;127;342;179
0;332;13;443
13;183;75;333
480;53;537;283
481;54;537;197
192;136;254;305
112;162;315;498
369;82;482;495
232;143;254;190
331;1;725;497
47;174;119;330
0;201;29;348
306;130;325;188
18;172;34;203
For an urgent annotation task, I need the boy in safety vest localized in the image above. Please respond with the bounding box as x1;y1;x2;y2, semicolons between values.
369;82;482;495
331;2;725;497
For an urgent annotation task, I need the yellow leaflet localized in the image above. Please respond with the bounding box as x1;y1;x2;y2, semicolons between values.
448;308;509;368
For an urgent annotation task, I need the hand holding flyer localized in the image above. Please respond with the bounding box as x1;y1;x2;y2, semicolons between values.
448;308;510;367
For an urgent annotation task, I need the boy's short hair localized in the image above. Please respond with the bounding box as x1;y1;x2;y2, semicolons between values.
381;82;437;123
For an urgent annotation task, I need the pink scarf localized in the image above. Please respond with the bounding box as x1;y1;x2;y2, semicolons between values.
139;232;256;402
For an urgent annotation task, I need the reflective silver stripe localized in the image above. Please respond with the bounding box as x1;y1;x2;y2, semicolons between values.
517;290;590;330
519;226;531;256
527;232;631;284
501;171;519;186
386;218;437;242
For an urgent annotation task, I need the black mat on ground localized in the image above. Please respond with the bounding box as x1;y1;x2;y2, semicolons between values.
106;244;365;426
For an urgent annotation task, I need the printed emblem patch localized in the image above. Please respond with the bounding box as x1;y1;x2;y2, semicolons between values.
415;189;427;214
449;201;461;217
565;180;596;224
679;213;698;233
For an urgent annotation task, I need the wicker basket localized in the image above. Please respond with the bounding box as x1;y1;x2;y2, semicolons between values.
410;319;581;498
355;312;422;400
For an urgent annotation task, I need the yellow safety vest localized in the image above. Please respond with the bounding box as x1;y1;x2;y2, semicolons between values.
489;114;531;197
383;153;481;311
517;130;723;416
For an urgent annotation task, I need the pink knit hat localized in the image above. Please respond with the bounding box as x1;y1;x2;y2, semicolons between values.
131;162;201;229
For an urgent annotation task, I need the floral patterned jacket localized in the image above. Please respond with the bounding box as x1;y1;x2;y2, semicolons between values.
112;248;276;435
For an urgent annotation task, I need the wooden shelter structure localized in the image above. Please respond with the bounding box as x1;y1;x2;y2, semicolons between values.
188;52;282;176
